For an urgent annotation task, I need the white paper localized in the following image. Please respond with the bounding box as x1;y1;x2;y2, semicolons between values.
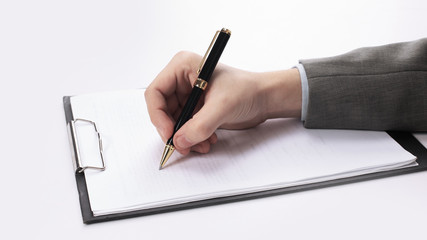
70;89;416;216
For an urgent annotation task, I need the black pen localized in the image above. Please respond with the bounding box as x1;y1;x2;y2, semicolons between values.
159;28;231;170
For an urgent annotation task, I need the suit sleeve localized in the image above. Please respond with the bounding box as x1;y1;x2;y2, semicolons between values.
299;38;427;132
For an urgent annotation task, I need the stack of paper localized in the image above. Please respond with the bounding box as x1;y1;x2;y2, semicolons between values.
69;89;416;216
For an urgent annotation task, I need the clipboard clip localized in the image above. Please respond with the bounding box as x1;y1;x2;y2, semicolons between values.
68;118;106;174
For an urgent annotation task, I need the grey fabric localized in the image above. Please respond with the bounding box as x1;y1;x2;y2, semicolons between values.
300;38;427;131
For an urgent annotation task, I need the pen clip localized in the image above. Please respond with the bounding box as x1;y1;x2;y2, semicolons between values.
197;30;220;74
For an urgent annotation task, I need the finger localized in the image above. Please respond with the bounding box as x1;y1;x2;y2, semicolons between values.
173;100;226;150
208;132;218;144
174;139;212;155
175;146;190;155
144;89;171;139
191;140;211;153
145;52;203;141
145;53;192;141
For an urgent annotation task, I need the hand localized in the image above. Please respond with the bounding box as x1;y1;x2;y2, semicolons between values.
145;51;302;155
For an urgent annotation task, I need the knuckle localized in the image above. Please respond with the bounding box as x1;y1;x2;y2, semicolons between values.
174;51;192;60
173;51;201;64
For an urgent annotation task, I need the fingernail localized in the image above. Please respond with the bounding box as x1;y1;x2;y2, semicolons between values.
175;135;193;149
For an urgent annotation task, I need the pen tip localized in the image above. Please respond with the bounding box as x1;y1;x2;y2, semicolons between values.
159;144;175;170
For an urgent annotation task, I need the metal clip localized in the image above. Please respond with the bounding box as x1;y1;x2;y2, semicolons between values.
197;30;220;74
197;28;231;74
68;118;106;174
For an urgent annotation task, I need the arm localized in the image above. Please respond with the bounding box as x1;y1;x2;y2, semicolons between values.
300;38;427;131
145;39;427;155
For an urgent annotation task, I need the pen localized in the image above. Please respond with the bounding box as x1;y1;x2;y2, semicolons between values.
159;28;231;170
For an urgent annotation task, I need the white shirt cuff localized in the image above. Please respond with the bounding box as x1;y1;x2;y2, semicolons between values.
294;64;309;121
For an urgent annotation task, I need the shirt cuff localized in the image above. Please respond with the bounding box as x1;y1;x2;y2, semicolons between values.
294;63;309;121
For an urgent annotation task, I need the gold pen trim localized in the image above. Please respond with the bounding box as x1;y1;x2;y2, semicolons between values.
159;144;175;170
221;28;231;35
193;78;208;90
197;30;220;74
197;28;231;74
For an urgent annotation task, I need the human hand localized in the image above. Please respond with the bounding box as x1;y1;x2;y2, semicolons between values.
145;51;302;155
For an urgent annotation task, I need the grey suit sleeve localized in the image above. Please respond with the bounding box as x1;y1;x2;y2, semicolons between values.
299;38;427;132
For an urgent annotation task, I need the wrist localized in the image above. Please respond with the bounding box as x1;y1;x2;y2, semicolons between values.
259;68;302;120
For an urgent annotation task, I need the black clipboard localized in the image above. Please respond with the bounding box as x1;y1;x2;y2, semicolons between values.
63;96;427;224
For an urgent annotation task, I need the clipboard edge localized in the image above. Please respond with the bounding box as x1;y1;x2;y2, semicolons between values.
63;96;427;224
85;132;427;224
63;96;95;223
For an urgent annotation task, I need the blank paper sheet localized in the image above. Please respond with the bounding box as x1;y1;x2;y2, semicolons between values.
70;89;416;216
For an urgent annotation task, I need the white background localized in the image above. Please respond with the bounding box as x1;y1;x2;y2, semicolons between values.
1;0;426;239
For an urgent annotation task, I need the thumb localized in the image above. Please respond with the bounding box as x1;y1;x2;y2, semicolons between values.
173;103;223;150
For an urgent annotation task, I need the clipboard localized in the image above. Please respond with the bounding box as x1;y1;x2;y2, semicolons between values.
63;96;427;224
